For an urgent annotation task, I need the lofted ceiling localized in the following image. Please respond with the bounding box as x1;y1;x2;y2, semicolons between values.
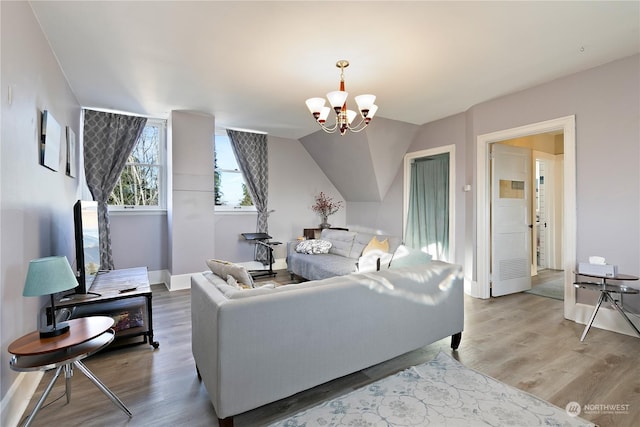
29;1;640;142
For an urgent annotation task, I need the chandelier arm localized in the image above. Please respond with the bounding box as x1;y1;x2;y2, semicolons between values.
319;121;339;133
346;117;368;131
346;123;370;133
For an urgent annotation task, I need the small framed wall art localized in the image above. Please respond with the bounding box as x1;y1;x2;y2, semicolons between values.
41;110;62;171
66;126;77;177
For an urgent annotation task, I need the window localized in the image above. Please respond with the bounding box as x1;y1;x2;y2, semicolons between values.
108;119;166;209
214;134;255;211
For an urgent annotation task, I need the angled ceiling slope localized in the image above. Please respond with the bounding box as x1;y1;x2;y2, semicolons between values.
300;118;419;203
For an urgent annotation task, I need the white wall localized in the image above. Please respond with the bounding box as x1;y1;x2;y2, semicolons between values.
1;0;80;414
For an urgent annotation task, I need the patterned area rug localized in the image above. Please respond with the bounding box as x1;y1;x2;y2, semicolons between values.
525;280;564;300
269;352;592;426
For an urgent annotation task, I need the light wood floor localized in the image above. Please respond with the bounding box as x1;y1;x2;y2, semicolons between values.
20;271;640;427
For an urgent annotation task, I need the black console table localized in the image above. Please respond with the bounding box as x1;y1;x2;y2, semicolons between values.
56;267;159;349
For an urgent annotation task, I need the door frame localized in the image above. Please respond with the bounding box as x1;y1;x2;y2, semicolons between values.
403;144;456;263
474;116;576;319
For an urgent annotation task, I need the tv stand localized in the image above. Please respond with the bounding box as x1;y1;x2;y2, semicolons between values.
60;290;102;301
55;267;159;349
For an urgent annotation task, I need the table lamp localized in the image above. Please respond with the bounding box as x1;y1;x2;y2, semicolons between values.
23;256;78;338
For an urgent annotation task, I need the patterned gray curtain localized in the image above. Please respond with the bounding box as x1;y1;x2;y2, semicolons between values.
226;129;269;263
83;109;147;269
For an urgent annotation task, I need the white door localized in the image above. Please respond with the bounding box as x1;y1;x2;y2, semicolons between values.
491;144;532;296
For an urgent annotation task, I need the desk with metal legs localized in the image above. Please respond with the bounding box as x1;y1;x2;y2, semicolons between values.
241;232;281;278
8;317;132;427
574;273;640;342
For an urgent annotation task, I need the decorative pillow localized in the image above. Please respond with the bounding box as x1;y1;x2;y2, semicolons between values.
363;236;390;255
358;249;393;272
206;259;255;288
295;239;332;254
389;245;432;269
226;274;251;290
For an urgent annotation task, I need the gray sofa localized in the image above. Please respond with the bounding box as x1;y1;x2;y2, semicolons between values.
286;228;401;280
191;261;464;426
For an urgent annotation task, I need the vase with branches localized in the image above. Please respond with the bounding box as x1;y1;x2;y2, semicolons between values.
312;192;343;229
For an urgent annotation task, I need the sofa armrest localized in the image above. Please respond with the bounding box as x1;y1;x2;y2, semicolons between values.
287;240;301;257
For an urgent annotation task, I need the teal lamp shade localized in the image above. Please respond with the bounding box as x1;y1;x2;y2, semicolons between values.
23;256;78;338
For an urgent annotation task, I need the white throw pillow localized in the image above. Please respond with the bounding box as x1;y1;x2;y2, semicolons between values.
358;249;393;272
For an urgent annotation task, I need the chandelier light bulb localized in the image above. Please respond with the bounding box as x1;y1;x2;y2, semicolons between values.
305;60;377;135
326;91;348;110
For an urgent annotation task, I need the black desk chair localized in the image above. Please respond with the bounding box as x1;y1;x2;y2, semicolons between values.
240;233;281;278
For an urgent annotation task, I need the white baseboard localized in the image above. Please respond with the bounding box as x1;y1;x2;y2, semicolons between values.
148;269;171;290
1;371;43;427
573;302;640;338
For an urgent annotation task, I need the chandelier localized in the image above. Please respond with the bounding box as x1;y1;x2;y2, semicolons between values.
305;60;378;135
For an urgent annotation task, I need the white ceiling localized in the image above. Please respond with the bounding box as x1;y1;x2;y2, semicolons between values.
30;1;640;140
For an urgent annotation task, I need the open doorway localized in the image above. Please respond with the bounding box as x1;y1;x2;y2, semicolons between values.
473;115;577;317
496;132;564;297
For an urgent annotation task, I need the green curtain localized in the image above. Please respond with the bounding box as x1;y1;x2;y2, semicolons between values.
405;153;449;261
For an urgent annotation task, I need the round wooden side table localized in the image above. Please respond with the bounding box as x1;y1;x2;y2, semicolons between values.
8;316;132;427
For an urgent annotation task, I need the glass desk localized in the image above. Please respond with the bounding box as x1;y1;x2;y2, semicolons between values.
574;272;639;341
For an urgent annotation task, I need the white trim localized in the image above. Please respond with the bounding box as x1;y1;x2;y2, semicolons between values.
1;371;43;427
214;206;258;214
403;145;456;263
475;116;576;305
169;273;193;291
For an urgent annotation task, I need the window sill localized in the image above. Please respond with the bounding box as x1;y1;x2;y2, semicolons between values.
214;208;257;215
108;208;167;216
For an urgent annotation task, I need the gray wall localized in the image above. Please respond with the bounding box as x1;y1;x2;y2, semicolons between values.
110;213;167;271
465;54;640;311
1;1;81;402
109;131;345;271
211;134;346;263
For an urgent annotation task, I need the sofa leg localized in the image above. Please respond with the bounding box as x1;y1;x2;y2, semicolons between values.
219;416;233;427
451;332;462;350
196;365;201;381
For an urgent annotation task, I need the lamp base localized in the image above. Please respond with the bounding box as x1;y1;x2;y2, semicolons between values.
39;322;70;338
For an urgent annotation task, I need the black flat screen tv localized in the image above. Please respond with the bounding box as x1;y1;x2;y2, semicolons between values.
70;200;101;297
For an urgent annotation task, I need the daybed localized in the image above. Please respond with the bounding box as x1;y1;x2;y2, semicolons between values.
286;228;401;280
191;260;464;426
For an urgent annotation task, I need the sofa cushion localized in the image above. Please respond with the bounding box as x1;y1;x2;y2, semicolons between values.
206;259;255;288
321;229;356;258
287;252;358;280
295;239;332;254
389;245;432;269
